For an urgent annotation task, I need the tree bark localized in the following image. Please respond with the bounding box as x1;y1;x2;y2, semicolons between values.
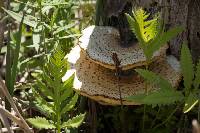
95;0;200;62
161;0;200;62
187;0;200;63
167;0;190;59
0;0;4;51
88;0;200;132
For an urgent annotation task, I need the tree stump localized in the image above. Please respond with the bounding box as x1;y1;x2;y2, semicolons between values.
86;0;200;132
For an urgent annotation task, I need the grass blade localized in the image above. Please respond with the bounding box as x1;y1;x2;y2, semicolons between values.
10;12;25;95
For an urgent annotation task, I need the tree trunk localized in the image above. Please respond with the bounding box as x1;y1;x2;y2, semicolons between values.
95;0;200;61
187;0;200;63
87;0;200;132
0;0;4;51
160;0;200;63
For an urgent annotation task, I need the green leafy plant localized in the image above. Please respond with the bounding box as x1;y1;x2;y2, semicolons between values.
125;8;183;62
125;8;184;132
126;69;184;106
2;0;80;78
124;7;186;106
27;47;85;133
181;42;200;113
2;8;25;98
125;42;200;132
126;42;200;113
3;1;80;53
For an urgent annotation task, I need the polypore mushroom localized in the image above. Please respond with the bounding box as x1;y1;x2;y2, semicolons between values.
66;46;181;105
79;25;168;70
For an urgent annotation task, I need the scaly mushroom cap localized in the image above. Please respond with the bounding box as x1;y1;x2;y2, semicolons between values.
66;46;181;105
79;25;168;70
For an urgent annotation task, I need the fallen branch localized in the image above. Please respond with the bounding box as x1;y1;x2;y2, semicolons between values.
0;76;33;133
1;127;21;132
0;110;14;133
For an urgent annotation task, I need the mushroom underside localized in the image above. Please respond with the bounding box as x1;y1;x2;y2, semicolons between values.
67;46;181;105
79;25;169;70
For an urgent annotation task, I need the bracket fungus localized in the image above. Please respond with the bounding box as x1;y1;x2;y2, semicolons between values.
79;26;168;70
67;26;182;105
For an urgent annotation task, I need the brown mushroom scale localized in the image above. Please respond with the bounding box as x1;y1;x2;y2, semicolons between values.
66;26;182;105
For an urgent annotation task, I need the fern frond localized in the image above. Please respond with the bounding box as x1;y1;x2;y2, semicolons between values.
146;26;184;59
61;113;86;128
144;17;159;41
27;117;55;129
61;93;78;115
126;8;184;60
36;78;54;98
180;42;194;92
42;68;55;87
125;13;145;46
31;47;84;131
194;59;200;89
125;93;146;103
135;69;173;90
154;26;183;46
183;91;199;113
61;73;75;92
32;88;54;112
132;8;148;42
126;8;160;44
126;69;184;106
126;88;183;107
144;89;183;106
33;98;55;117
46;47;68;79
60;74;75;102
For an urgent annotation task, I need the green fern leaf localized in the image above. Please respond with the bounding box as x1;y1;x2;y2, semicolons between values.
132;8;149;43
33;89;55;114
147;26;184;59
125;93;146;103
184;91;199;113
126;8;184;60
126;8;161;43
126;69;184;106
135;69;173;90
61;113;86;128
31;47;85;131
181;42;194;91
27;117;55;129
155;26;183;46
61;93;78;115
143;89;183;106
33;100;54;117
60;74;75;102
36;78;54;98
126;88;183;106
42;69;54;87
125;13;145;46
48;48;68;79
194;60;200;89
59;64;68;79
61;73;75;91
46;62;60;78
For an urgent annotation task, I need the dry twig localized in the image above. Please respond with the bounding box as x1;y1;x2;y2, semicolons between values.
0;76;33;133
